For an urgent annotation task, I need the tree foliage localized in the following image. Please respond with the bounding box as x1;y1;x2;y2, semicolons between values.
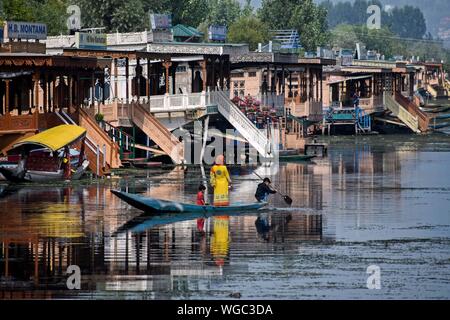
228;15;269;50
322;0;427;39
258;0;329;51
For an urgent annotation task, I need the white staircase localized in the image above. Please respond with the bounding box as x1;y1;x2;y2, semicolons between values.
211;90;273;158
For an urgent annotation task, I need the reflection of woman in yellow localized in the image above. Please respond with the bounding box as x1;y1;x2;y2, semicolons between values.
211;216;230;266
210;155;231;206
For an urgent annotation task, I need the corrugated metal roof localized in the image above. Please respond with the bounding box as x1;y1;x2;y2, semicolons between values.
172;24;203;38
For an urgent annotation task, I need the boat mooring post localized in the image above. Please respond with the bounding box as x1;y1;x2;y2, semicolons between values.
103;144;106;168
200;116;210;201
96;144;100;177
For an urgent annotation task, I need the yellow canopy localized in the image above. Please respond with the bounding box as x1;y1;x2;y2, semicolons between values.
14;124;87;152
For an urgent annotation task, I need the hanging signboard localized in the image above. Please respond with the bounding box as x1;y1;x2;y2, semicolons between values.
150;14;172;30
5;21;47;40
75;32;107;50
0;28;3;43
208;25;227;42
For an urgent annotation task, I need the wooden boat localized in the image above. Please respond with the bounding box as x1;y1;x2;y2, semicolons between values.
111;190;267;214
0;125;89;183
279;154;316;162
131;161;163;169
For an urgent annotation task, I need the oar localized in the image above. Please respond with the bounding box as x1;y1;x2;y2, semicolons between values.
253;172;293;205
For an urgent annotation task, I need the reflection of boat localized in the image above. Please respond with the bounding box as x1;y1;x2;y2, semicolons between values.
116;210;255;234
111;190;267;214
0;125;89;183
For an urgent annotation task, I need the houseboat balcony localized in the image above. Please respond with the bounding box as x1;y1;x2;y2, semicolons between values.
96;92;210;124
0;111;39;135
287;98;323;122
328;96;384;115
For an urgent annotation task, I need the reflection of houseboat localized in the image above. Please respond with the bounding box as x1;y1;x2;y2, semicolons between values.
0;125;89;182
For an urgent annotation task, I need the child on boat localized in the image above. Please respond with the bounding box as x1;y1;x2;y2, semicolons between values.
196;184;206;205
197;184;207;233
255;178;277;202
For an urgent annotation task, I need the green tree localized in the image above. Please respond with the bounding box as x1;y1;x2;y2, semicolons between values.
177;0;209;27
385;6;427;39
205;0;242;27
3;0;35;21
32;0;69;36
290;0;329;51
258;0;296;30
241;0;254;17
76;0;146;32
228;15;269;50
259;0;329;52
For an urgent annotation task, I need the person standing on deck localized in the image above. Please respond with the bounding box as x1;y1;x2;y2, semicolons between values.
352;92;360;109
210;155;232;206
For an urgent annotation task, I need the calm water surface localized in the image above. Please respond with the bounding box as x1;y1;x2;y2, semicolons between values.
1;134;450;299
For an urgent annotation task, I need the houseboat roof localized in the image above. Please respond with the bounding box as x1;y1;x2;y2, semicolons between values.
0;52;107;69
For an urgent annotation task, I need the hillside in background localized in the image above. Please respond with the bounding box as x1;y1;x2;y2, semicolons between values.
242;0;450;40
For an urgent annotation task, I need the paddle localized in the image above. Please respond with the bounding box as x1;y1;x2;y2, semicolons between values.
253;172;293;205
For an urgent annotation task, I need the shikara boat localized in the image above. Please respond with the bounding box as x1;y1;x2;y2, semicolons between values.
0;125;89;183
277;149;316;162
111;190;267;214
279;154;316;162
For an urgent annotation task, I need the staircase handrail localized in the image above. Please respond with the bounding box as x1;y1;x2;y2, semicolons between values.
212;90;272;157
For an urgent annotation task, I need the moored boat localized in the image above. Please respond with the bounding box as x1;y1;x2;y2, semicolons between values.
111;190;267;214
0;125;90;183
279;154;316;162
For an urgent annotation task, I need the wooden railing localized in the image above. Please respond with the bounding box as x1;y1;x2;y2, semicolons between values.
129;102;184;164
77;109;122;170
394;92;430;132
384;93;420;133
0;112;39;134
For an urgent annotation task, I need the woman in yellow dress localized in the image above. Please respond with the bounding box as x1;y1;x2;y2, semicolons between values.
210;154;231;206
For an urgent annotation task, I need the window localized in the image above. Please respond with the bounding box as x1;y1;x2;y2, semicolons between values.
176;66;187;73
248;72;257;77
239;81;245;88
233;90;239;97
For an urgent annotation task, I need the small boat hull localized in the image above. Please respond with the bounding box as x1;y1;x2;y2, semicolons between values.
0;160;89;183
111;190;268;214
279;154;316;162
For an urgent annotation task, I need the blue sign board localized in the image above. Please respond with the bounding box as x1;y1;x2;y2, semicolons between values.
75;32;107;50
6;21;47;40
208;25;227;42
0;28;3;43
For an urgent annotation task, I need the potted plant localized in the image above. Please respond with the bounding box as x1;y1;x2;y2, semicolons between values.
95;113;104;122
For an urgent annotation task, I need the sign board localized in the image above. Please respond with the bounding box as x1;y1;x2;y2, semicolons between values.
208;25;227;42
5;21;47;40
75;32;107;50
341;56;354;66
0;28;3;43
150;14;172;30
317;47;334;59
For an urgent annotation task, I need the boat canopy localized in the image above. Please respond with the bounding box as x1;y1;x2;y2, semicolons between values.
13;125;87;152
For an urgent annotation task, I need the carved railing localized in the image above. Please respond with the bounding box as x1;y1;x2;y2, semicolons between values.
0;112;39;133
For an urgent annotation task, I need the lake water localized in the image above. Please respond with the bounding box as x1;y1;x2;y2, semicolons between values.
1;134;450;299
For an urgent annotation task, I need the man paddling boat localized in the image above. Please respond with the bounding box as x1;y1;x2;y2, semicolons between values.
255;178;277;202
